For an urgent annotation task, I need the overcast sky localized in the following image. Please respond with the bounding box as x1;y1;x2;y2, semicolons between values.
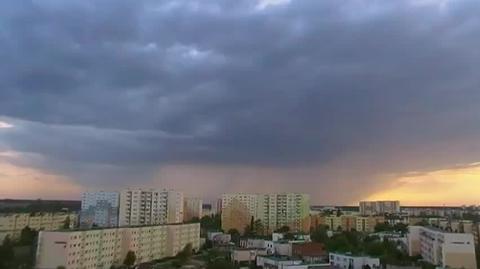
1;0;479;205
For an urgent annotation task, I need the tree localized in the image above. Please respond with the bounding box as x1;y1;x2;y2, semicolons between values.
207;259;234;269
393;223;408;234
176;243;193;265
63;216;71;229
253;219;264;236
123;250;136;268
311;225;329;243
374;222;393;233
0;236;14;269
200;214;222;236
336;209;342;217
275;226;290;233
20;226;38;245
227;229;241;244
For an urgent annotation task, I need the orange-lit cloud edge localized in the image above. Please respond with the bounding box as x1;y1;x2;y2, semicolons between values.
366;162;480;206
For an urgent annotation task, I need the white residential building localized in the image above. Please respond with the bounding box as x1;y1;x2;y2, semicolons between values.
221;193;310;233
183;198;203;221
359;201;400;216
407;226;477;269
35;223;200;269
80;191;119;228
329;253;380;269
118;189;184;226
256;256;303;269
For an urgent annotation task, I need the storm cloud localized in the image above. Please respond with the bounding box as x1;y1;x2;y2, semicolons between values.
1;0;480;203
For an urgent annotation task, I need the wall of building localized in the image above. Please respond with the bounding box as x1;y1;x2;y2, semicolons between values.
0;212;77;241
35;223;200;269
118;189;183;227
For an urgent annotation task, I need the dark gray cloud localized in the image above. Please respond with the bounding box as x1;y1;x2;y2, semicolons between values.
1;0;480;202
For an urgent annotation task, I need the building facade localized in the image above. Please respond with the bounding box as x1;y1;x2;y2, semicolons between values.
0;212;77;241
408;226;477;269
35;223;200;269
329;253;380;269
311;215;384;233
80;191;119;228
183;198;203;222
359;201;400;216
258;193;310;234
118;189;184;226
221;193;310;234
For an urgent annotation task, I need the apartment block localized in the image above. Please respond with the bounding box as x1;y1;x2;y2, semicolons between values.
166;223;201;256
359;201;400;216
183;197;203;222
80;191;119;228
0;212;77;241
408;226;477;269
35;223;200;269
118;189;184;226
355;216;385;233
310;215;384;233
258;193;310;233
221;193;310;234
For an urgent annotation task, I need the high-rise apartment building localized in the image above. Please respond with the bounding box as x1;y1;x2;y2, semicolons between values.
183;198;203;221
35;223;200;269
257;193;310;233
80;191;119;228
118;189;184;226
221;193;310;234
359;201;400;216
408;226;477;269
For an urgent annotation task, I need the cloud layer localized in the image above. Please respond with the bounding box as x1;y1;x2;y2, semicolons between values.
1;0;480;203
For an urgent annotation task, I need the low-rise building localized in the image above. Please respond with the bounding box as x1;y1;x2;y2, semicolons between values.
256;256;304;269
291;242;327;263
0;212;77;241
35;223;200;269
407;226;477;269
329;253;380;269
232;248;268;265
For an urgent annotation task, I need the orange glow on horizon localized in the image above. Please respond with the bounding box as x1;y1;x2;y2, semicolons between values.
366;163;480;206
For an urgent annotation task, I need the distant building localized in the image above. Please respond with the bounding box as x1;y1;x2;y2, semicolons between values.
118;188;184;226
0;212;77;241
221;193;310;234
359;201;400;216
329;253;380;269
202;204;213;217
80;191;119;228
183;198;203;221
35;223;200;269
312;215;384;233
401;206;464;217
407;226;477;269
216;198;223;214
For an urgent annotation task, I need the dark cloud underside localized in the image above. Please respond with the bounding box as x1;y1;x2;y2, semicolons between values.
1;0;480;202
